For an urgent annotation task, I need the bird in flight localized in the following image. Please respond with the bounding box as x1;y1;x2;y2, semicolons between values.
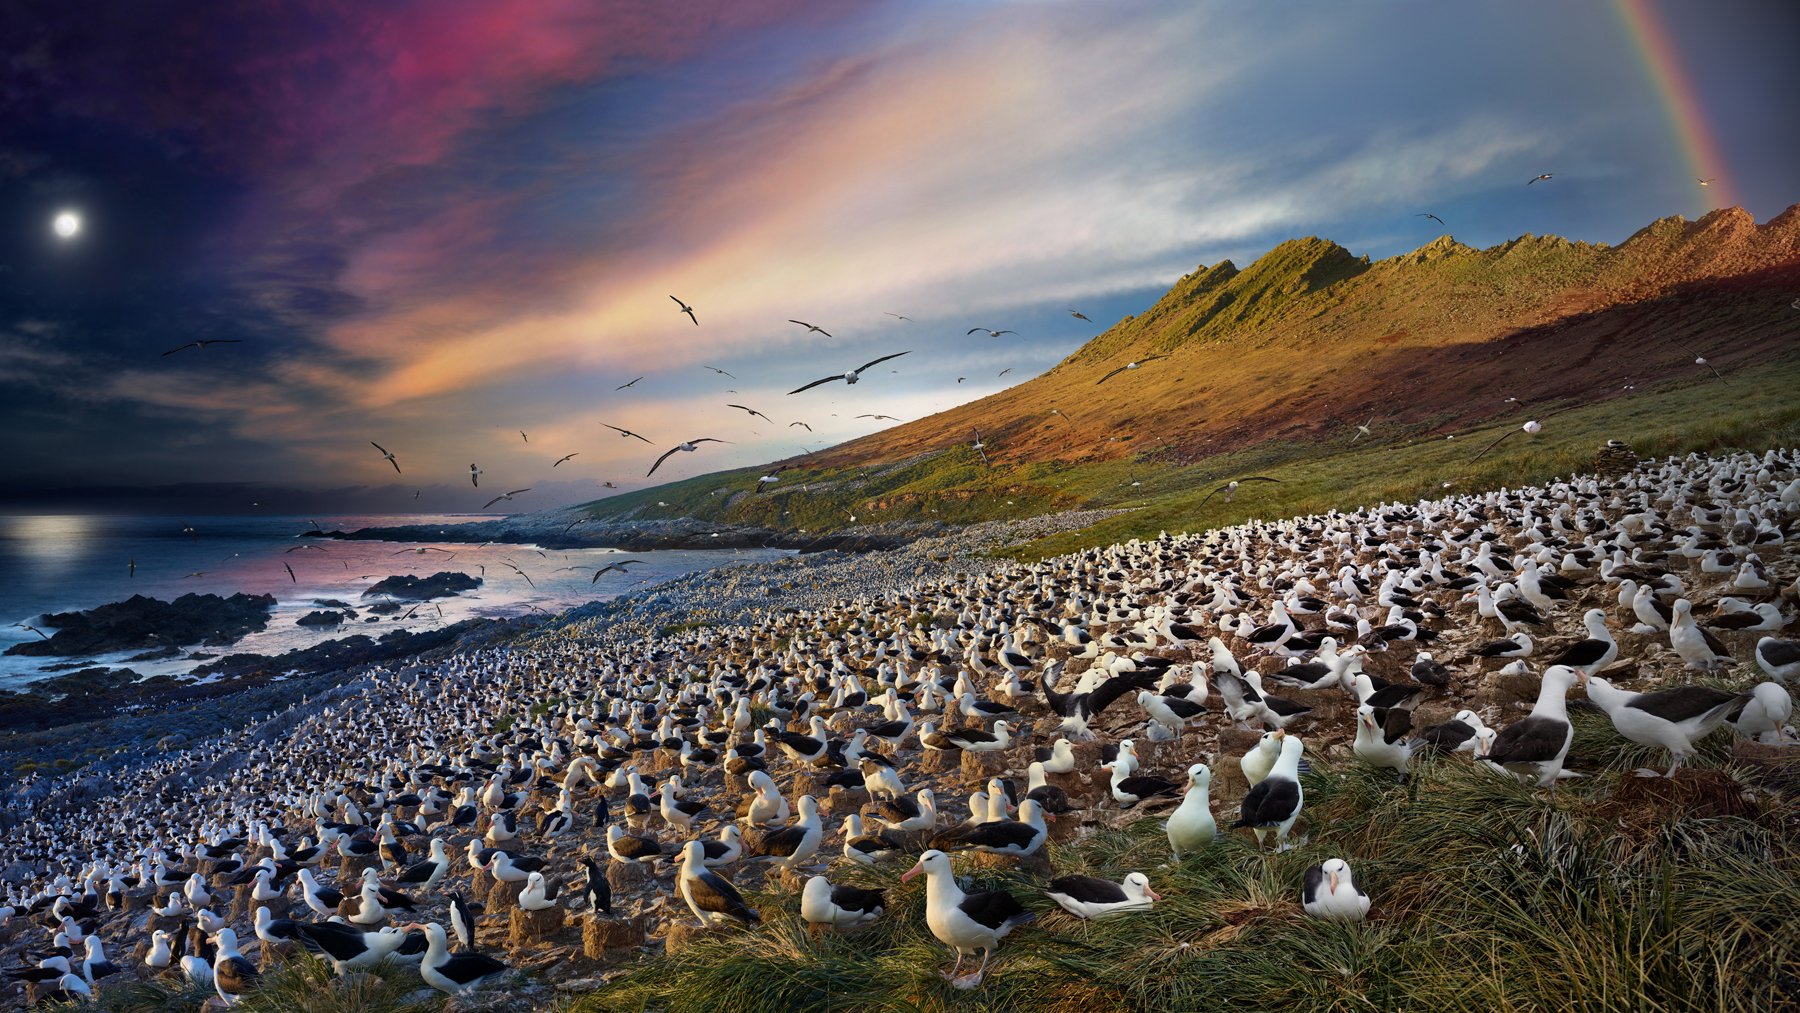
602;423;653;444
998;368;1013;377
755;465;792;493
788;351;910;394
1683;345;1730;385
788;320;832;337
616;377;644;390
553;453;579;467
1697;178;1715;186
789;421;812;432
1351;415;1377;442
1097;354;1169;384
504;563;536;589
1470;404;1582;462
1069;310;1092;322
702;365;736;379
648;438;730;476
469;464;482;487
967;327;1016;337
14;623;47;640
727;404;773;423
591;560;646;582
1197;477;1281;508
393;546;457;556
971;429;989;466
128;558;135;578
519;431;529;443
181;522;197;541
856;414;903;422
482;488;532;510
283;562;296;584
884;312;912;321
602;481;619;489
162;338;243;356
1049;408;1071;423
670;295;698;325
284;543;327;553
370;441;401;473
957;377;966;383
1416;212;1445;226
182;571;207;579
1527;173;1554;185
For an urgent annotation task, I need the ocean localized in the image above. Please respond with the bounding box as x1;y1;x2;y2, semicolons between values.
0;513;789;689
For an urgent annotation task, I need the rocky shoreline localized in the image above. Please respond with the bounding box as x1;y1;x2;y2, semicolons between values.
0;509;1119;785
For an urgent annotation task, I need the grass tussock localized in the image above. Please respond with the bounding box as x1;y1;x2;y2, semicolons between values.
565;743;1798;1013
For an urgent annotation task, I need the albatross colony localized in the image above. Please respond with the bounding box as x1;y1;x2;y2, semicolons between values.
2;449;1797;1005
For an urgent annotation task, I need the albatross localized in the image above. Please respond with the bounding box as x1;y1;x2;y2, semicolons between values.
647;438;731;477
1097;355;1169;384
903;849;1032;989
1580;672;1747;778
788;352;911;394
1044;873;1159;918
1478;665;1579;791
677;840;760;927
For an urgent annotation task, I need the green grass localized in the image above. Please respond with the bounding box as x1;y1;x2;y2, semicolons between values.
570;357;1800;565
564;730;1798;1013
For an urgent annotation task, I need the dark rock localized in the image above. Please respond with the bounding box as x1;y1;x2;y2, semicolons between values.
126;646;182;661
3;593;277;657
297;610;347;627
361;571;482;601
365;602;404;615
311;599;353;609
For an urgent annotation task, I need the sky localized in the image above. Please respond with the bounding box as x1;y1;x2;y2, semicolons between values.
2;0;1796;515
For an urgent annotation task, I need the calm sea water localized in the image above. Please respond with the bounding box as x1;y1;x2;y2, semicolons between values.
0;514;787;689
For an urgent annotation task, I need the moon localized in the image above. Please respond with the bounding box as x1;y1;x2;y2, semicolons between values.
53;211;81;239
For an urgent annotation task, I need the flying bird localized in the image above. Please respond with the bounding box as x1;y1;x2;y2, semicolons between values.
1697;178;1715;186
616;377;644;390
602;481;618;489
283;562;296;583
482;488;532;510
161;338;243;356
602;423;653;444
702;365;736;378
789;421;812;432
883;312;912;321
1097;355;1169;384
469;464;482;487
1527;173;1554;185
755;466;792;493
553;453;579;467
1682;346;1731;385
591;560;646;582
1470;404;1582;462
648;438;731;477
1197;477;1281;508
727;404;773;423
519;431;528;443
788;351;911;394
370;442;402;473
957;377;966;383
14;623;47;640
505;564;535;588
1417;212;1445;226
967;327;1016;337
671;295;698;325
1069;310;1092;322
788;320;832;336
1351;415;1377;442
998;368;1013;377
857;414;903;422
970;430;989;466
128;558;135;578
393;546;457;556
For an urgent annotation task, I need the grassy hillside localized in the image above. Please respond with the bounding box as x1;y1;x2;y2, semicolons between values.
572;205;1800;557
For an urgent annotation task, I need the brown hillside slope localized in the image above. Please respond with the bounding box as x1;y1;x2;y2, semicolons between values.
808;205;1800;469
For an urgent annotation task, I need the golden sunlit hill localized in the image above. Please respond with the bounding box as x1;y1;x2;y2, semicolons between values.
579;205;1800;553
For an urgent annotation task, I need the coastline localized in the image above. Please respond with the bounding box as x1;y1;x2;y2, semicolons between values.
311;509;955;553
1;508;1119;785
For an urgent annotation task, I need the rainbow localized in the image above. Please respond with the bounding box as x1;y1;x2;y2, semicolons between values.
1612;0;1735;208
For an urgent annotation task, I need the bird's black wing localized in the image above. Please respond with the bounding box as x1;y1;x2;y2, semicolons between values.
855;351;911;373
1470;428;1520;463
646;446;682;476
958;888;1028;930
1096;365;1129;385
1235;777;1299;827
1301;864;1326;905
788;376;843;395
